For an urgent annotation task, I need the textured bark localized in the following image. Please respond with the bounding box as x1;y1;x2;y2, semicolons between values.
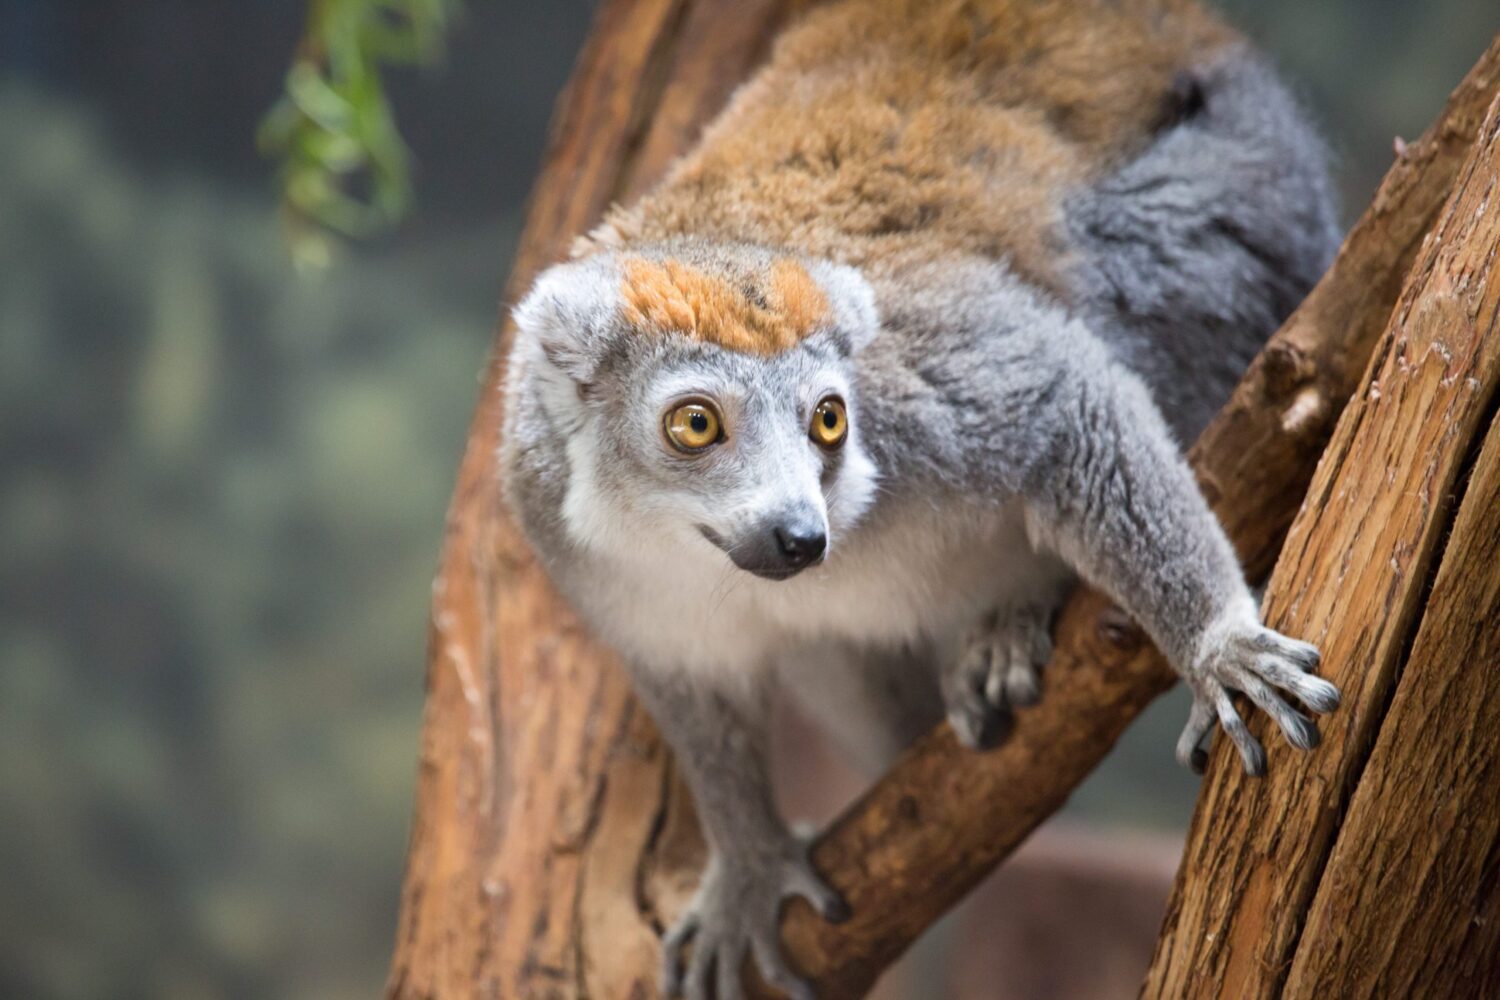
385;3;808;997
384;1;1500;994
1142;92;1500;1000
1284;402;1500;999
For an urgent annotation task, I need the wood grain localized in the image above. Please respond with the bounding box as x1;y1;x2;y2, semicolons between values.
1142;91;1500;1000
1283;407;1500;999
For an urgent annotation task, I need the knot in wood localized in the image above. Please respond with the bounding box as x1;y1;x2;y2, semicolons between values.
1260;341;1317;400
897;794;922;824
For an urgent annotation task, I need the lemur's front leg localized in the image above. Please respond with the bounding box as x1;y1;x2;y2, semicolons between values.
1019;332;1340;773
630;669;848;1000
939;315;1340;772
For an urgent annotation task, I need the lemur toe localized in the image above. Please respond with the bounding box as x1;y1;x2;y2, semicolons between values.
947;698;1012;751
948;603;1052;748
713;940;748;1000
1002;656;1043;707
683;935;718;1000
661;838;840;999
662;913;700;996
780;854;849;925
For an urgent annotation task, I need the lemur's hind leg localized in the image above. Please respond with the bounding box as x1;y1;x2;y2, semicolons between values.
630;668;846;1000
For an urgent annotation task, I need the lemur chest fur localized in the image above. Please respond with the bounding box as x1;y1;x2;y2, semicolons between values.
560;495;1038;676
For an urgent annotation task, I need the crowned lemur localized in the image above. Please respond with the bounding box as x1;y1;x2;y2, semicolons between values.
502;0;1343;995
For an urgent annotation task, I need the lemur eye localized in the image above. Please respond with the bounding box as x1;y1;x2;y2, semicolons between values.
664;400;723;453
810;396;848;449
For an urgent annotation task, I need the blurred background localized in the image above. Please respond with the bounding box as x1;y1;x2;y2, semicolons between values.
0;1;1491;998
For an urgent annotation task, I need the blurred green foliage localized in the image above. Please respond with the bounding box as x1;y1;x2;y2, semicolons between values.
258;0;461;269
0;85;505;999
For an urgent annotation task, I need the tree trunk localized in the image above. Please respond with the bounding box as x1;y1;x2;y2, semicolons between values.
384;3;808;997
1142;92;1500;1000
384;0;1500;993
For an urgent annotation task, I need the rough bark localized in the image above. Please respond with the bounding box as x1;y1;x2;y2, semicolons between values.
384;0;1500;993
1285;399;1500;998
1142;92;1500;1000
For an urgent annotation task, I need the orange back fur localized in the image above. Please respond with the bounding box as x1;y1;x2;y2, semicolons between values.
587;0;1236;301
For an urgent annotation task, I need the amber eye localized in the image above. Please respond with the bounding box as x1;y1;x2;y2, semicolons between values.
664;400;723;453
810;396;848;449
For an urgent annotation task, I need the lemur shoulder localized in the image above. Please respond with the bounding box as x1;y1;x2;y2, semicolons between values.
502;1;1343;996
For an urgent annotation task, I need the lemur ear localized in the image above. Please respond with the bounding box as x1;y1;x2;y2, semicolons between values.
513;258;620;384
808;260;880;354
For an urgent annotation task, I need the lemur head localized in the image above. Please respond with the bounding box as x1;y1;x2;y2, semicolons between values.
511;240;880;580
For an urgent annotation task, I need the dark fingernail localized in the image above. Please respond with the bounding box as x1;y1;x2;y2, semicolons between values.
979;710;1013;749
1307;681;1341;713
1189;748;1208;774
823;895;852;924
1245;745;1267;777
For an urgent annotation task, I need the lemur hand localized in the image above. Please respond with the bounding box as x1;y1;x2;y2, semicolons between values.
1175;603;1340;776
942;600;1055;750
662;834;848;1000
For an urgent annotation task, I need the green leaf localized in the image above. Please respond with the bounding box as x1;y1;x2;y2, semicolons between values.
258;0;463;267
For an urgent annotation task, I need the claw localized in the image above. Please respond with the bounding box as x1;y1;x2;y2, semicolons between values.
1298;675;1342;714
1175;697;1215;772
947;702;1010;750
685;932;715;1000
662;912;700;996
1211;686;1266;776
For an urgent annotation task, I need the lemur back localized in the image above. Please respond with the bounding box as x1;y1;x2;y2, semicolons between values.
583;0;1236;297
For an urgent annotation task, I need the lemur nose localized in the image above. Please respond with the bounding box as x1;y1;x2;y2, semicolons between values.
774;525;827;566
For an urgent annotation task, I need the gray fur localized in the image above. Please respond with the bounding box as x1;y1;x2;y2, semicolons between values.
501;48;1342;999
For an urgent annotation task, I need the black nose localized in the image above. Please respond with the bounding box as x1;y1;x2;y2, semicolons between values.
774;525;827;567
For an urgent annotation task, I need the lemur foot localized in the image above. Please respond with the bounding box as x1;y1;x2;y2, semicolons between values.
943;602;1054;750
1176;607;1341;776
662;837;847;1000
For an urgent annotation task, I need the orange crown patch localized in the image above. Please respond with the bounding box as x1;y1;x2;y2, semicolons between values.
618;256;829;356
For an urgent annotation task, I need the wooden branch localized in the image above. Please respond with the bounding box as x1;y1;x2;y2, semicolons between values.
1142;91;1500;1000
384;0;1500;991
